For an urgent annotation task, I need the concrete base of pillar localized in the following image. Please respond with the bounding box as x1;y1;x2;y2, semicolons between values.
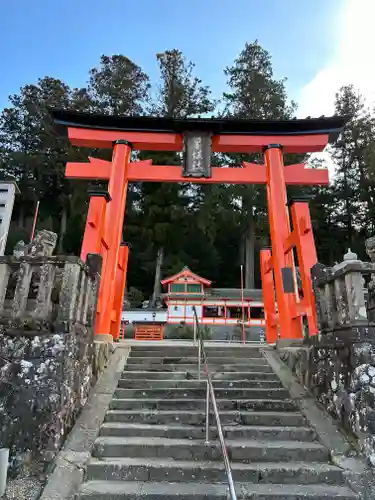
276;338;304;349
94;334;113;343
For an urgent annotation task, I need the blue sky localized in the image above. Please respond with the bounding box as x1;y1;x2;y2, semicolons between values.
0;0;345;112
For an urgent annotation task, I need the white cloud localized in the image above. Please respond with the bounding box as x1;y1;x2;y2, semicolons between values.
298;0;375;118
298;0;375;178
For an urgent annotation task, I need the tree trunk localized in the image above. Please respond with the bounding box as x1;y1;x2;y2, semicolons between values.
18;204;24;227
151;247;164;307
58;206;68;253
239;236;245;269
244;206;255;288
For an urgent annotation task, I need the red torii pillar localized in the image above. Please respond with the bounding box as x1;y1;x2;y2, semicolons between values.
260;195;319;343
80;190;111;331
80;191;110;262
78;142;132;337
260;248;278;343
110;242;130;340
264;145;303;340
286;198;318;335
95;140;132;335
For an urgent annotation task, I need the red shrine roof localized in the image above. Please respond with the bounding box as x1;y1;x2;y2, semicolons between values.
161;266;211;287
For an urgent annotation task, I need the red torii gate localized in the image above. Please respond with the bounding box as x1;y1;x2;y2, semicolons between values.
52;110;348;342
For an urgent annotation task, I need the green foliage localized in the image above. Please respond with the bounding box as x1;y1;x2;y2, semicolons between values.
134;48;216;300
223;40;296;120
330;85;375;253
1;42;375;297
88;54;151;115
222;40;299;287
168;323;212;341
5;225;29;254
153;49;215;117
199;325;213;341
125;287;145;308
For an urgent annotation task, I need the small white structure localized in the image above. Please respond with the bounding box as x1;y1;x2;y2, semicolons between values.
121;309;167;324
0;182;19;256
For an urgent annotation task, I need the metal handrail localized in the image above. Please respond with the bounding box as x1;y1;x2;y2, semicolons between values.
192;307;237;500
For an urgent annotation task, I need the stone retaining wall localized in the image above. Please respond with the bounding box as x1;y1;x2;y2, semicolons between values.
277;247;375;467
0;247;104;477
278;338;375;466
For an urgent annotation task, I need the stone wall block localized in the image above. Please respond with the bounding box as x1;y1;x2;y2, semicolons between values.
34;263;56;319
57;261;82;323
324;282;336;330
85;253;102;328
345;270;367;323
0;262;12;312
12;262;33;318
334;276;349;327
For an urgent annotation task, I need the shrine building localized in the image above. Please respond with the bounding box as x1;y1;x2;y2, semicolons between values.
121;267;265;341
162;267;264;327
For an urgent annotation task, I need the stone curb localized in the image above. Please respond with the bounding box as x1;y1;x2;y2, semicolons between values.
262;347;375;500
37;346;129;500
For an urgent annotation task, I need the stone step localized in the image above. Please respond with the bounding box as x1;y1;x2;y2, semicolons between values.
126;357;269;365
78;481;358;500
99;423;316;441
86;457;344;484
129;348;263;357
93;437;329;463
104;410;306;427
109;398;298;412
114;387;290;400
120;371;191;380
122;371;279;380
129;347;199;354
117;379;283;389
205;351;263;357
123;364;274;373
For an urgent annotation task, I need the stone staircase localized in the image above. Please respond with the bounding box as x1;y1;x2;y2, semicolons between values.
77;345;359;499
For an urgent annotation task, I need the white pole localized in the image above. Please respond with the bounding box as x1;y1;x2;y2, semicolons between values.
30;200;40;242
205;381;210;443
0;448;9;496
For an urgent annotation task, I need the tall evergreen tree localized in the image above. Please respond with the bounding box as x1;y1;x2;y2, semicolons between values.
134;49;215;303
0;55;152;255
0;77;75;249
88;55;151;115
330;85;375;255
152;49;214;117
223;41;296;287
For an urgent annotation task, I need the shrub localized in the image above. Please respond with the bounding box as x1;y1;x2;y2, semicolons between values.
169;324;194;339
168;324;212;341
